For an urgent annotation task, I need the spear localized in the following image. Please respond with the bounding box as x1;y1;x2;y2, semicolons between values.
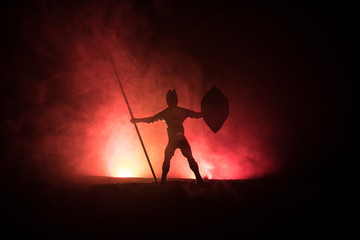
106;47;158;183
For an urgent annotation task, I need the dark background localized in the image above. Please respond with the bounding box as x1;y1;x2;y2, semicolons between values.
1;0;355;237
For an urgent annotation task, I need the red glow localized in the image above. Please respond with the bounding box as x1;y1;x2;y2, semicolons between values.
69;41;277;179
11;2;279;181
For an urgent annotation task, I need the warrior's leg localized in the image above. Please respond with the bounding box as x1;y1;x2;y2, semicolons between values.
180;140;203;183
161;143;175;184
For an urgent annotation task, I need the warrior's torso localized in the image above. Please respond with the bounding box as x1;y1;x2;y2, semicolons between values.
162;107;188;139
150;106;201;141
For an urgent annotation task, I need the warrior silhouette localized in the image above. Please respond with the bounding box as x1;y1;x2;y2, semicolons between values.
131;89;203;184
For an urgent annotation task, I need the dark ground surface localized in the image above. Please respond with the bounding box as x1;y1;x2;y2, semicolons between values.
2;176;344;239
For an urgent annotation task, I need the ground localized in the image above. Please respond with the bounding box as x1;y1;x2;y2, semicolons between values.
3;176;340;238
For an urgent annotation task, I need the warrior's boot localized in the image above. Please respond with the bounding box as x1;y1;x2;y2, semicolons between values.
160;172;168;184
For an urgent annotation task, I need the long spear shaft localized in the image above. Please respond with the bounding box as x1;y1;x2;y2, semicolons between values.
106;49;157;183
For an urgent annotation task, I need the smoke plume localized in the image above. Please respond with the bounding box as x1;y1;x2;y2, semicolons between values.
1;1;350;184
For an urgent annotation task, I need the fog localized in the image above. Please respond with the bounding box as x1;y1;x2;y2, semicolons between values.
1;1;351;185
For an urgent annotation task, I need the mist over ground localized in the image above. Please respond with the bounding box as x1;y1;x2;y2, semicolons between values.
1;1;353;186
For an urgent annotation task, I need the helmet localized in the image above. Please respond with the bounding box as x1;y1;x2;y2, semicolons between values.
166;89;178;107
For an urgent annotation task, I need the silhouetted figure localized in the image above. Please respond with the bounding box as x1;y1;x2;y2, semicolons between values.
131;89;203;184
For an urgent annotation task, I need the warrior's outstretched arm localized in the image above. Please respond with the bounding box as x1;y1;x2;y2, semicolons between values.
131;110;164;124
188;110;202;119
131;116;157;123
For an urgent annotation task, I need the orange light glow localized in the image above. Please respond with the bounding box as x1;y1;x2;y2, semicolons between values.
101;113;150;179
63;22;277;181
116;168;133;178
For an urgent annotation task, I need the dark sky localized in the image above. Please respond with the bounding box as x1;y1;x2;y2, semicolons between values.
1;1;355;185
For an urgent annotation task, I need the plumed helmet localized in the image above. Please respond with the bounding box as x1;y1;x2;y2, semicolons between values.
166;89;178;107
